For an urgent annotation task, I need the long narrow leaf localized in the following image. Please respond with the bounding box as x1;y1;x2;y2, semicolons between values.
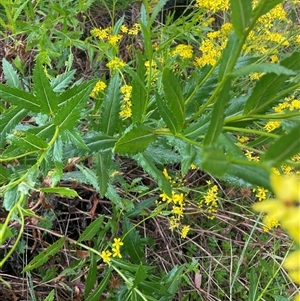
2;58;22;89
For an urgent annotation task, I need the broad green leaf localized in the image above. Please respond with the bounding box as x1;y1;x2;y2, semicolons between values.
62;129;89;150
0;165;10;184
114;124;156;155
131;51;147;123
223;162;271;190
99;74;121;136
51;69;76;92
122;216;144;263
203;79;231;146
76;164;99;191
54;82;94;130
77;215;105;242
8;131;48;152
218;32;240;81
133;265;148;288
183;113;210;139
94;151;110;197
22;237;65;272
156;92;179;134
253;0;285;18
84;252;97;298
40;187;79;197
0;84;40;112
2;58;22;89
0;224;14;245
84;132;116;152
162;68;185;131
85;266;112;301
150;0;168;24
134;153;172;196
33;59;58;114
244;52;300;115
111;258;152;273
0;107;27;148
201;147;229;177
231;63;296;78
230;0;252;38
262;124;300;167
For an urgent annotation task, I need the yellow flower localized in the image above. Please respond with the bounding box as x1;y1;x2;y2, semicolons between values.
253;171;300;243
90;80;107;98
112;247;122;258
294;293;300;301
101;250;112;263
112;238;124;249
106;57;126;70
172;44;193;59
181;225;190;238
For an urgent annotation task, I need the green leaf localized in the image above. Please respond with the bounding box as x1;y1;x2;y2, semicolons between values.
218;32;240;81
203;78;231;146
253;0;285;18
230;0;252;38
84;132;116;152
2;58;22;89
93;152;110;198
33;59;58;114
162;68;185;131
85;266;112;301
0;84;40;112
54;81;94;130
99;74;121;135
40;187;79;197
76;164;99;191
77;215;105;243
134;153;172;196
63;129;90;150
201;147;229;177
44;290;55;301
0;223;14;245
84;252;98;298
51;69;76;93
133;265;148;288
262;124;300;167
122;216;144;263
0;107;28;148
0;165;10;184
8;131;48;152
156;92;179;134
231;63;296;78
244;52;300;115
22;237;65;272
181;144;197;175
131;51;147;124
114;124;156;155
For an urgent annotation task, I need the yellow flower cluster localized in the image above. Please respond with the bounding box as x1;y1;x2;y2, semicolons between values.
199;182;219;218
253;171;300;299
195;0;229;12
120;85;132;119
106;57;126;70
121;23;140;36
172;44;193;59
90;80;107;98
100;238;124;263
90;27;122;46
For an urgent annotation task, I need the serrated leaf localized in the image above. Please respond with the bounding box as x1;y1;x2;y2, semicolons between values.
134;153;172;196
131;51;147;124
0;107;28;148
76;164;100;191
262;124;300;167
93;152;110;197
54;81;94;130
230;0;252;38
114;124;156;155
33;59;58;114
0;84;40;112
2;58;22;89
22;237;65;272
99;74;121;135
85;266;112;301
0;165;10;184
77;215;105;243
133;265;148;288
203;78;231;146
8;131;48;152
201;147;229;177
122;216;144;263
231;63;296;78
40;187;79;197
162;68;185;131
51;69;76;92
244;52;300;115
63;129;89;150
156;92;179;134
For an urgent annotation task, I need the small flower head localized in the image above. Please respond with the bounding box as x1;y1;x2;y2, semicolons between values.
181;225;190;238
101;250;112;263
106;57;126;70
112;238;124;249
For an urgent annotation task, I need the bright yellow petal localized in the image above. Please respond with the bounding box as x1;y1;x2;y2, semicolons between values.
252;200;286;220
284;250;300;270
288;269;300;285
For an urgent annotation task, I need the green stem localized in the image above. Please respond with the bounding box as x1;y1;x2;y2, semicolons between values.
223;126;279;138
